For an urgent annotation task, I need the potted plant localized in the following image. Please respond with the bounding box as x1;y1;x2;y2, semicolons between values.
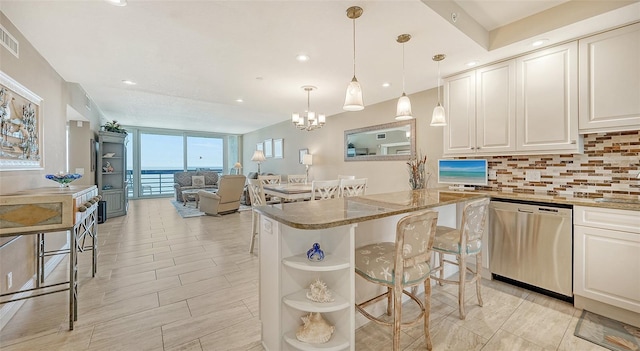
101;120;127;135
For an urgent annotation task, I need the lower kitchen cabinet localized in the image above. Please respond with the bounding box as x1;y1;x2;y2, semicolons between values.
574;206;640;326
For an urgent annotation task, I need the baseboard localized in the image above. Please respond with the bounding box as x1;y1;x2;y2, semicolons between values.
0;242;69;331
574;295;640;328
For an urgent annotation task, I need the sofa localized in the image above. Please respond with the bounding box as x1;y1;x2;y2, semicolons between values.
174;171;219;201
198;175;247;216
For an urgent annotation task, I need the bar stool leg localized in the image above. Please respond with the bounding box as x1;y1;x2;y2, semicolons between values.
476;252;483;307
458;253;466;320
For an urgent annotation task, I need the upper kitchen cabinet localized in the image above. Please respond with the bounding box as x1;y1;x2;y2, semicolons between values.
444;70;476;155
476;61;517;154
579;23;640;133
444;61;516;156
516;42;581;153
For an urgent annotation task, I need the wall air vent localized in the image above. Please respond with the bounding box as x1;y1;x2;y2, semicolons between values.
0;24;19;58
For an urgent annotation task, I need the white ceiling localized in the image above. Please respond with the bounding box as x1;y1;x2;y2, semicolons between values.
1;1;638;135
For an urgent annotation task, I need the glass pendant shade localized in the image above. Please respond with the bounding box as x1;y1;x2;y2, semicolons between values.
431;103;446;126
395;93;413;120
343;77;364;111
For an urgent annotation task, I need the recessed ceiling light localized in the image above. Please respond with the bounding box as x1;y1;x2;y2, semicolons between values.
106;0;127;6
296;54;310;62
382;82;391;88
122;80;136;85
532;39;549;47
466;61;479;67
235;98;244;103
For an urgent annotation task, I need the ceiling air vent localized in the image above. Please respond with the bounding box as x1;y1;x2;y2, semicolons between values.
0;24;19;58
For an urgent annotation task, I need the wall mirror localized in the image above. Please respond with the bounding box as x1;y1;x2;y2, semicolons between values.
344;119;416;161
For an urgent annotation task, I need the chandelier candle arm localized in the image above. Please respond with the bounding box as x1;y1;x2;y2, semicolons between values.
343;6;364;111
431;54;447;126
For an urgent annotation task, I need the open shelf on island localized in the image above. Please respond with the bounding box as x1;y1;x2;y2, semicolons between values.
283;331;349;351
282;253;350;272
283;290;349;313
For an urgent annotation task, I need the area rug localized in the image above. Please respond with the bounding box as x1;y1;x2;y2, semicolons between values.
575;310;640;351
170;200;251;218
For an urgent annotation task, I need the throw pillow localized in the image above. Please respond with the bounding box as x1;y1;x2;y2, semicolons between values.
192;176;205;187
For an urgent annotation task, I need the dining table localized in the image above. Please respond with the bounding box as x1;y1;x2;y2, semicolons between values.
262;183;313;202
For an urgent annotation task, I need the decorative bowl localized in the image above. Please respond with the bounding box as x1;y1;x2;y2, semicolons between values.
45;173;82;187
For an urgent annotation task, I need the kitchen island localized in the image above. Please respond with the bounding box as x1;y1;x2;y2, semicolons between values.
255;188;486;351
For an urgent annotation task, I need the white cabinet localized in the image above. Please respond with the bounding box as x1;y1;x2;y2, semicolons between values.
579;23;640;133
476;61;517;154
516;42;581;153
259;216;355;351
444;61;516;156
444;43;581;156
574;206;640;321
444;71;476;155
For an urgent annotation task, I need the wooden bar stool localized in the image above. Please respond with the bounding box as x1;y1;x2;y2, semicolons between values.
355;210;439;351
430;197;489;319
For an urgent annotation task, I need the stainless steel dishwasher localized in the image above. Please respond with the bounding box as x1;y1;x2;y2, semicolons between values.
489;200;573;299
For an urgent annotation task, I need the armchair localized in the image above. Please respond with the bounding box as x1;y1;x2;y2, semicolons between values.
198;175;246;216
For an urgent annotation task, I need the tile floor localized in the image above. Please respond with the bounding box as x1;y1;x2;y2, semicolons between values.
0;198;607;350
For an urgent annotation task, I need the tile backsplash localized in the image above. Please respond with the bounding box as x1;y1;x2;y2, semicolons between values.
477;131;640;198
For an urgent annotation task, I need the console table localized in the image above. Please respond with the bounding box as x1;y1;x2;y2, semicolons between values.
0;185;100;330
255;188;485;350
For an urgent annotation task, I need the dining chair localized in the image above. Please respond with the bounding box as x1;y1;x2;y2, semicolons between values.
247;179;267;254
355;210;439;351
337;175;355;180
287;174;307;184
430;197;490;319
310;180;341;200
258;175;282;202
258;174;282;185
339;178;367;197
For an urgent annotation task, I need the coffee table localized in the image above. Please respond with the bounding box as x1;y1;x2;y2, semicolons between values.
181;189;217;207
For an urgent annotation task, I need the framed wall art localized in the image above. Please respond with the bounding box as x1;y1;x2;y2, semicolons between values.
299;148;308;164
256;142;263;152
264;138;273;158
273;138;283;159
0;71;44;171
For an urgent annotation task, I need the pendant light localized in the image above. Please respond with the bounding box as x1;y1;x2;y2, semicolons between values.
343;6;364;111
430;54;447;126
395;34;413;120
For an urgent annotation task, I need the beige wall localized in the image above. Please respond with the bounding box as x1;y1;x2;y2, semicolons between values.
243;88;444;195
0;12;99;299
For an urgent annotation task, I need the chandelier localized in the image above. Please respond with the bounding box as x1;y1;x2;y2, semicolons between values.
292;85;325;131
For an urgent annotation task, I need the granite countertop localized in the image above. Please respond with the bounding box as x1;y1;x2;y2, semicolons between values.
470;189;640;211
255;188;486;230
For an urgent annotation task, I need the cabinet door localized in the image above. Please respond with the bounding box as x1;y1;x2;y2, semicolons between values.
574;225;640;313
516;42;579;153
102;190;125;216
476;61;516;154
579;23;640;133
443;71;476;156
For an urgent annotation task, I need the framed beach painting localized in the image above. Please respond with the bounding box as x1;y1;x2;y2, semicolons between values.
299;148;308;164
264;138;273;158
273;138;283;159
0;71;44;171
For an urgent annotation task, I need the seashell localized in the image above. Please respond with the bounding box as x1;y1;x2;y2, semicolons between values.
306;278;334;303
295;312;335;344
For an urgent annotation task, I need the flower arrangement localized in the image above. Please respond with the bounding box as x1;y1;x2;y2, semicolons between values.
101;120;127;134
407;154;427;190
